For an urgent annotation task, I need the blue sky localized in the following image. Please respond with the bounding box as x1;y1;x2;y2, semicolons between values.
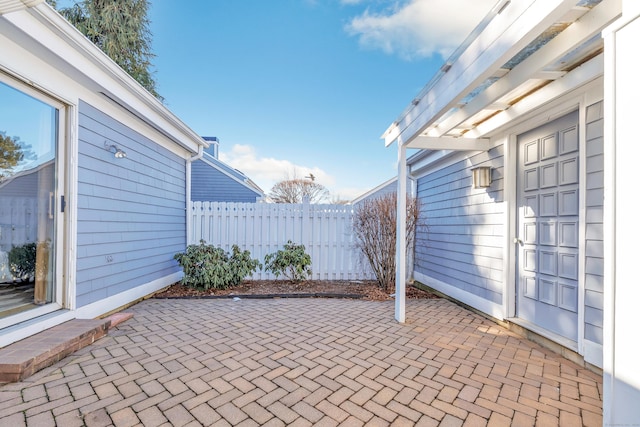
147;0;496;201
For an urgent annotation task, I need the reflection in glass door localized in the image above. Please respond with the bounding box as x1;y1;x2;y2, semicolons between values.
0;80;60;320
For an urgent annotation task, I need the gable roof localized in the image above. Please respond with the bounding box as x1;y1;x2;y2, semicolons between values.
383;0;616;152
197;152;265;197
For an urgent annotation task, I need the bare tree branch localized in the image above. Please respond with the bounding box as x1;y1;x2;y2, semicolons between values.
352;192;423;293
268;178;330;203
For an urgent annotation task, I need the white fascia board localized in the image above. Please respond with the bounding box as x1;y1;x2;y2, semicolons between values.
407;136;493;151
0;0;43;14
384;0;579;147
467;53;603;138
4;4;204;154
433;0;621;138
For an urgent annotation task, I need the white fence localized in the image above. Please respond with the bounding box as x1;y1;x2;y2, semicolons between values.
189;201;374;280
0;197;38;282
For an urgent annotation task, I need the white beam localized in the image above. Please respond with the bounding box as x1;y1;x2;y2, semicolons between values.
407;136;492;151
395;143;407;323
384;0;579;147
467;53;603;138
433;0;620;137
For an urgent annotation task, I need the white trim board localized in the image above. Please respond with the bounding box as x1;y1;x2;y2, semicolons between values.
413;271;504;320
584;340;603;368
75;272;182;320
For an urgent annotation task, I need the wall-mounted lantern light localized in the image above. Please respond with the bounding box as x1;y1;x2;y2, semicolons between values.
471;166;492;189
104;141;127;159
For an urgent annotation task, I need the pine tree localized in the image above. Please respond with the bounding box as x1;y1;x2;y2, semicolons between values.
50;0;161;100
0;132;35;181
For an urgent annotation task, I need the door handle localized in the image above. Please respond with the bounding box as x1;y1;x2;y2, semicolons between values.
513;237;523;245
48;192;54;219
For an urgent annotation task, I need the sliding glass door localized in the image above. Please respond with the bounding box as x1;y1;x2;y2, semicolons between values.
0;79;64;323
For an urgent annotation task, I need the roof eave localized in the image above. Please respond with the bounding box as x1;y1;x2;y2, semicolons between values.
2;2;206;154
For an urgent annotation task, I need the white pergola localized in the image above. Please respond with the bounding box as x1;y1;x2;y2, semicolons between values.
383;0;616;323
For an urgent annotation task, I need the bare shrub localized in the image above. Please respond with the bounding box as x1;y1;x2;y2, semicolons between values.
353;192;421;293
269;178;330;203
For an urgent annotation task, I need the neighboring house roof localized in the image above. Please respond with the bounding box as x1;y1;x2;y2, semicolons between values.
0;159;54;196
191;151;264;202
383;0;611;152
351;174;420;205
351;177;397;205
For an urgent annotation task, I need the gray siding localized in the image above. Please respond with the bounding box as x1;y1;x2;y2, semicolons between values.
76;101;186;307
414;146;505;304
584;101;604;345
191;158;261;202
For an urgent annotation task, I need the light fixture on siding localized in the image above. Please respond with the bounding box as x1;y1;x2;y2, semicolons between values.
104;141;127;159
471;166;492;188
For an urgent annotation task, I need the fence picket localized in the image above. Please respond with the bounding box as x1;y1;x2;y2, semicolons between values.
189;200;373;280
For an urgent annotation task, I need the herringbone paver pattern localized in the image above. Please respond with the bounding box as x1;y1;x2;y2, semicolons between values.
0;298;602;426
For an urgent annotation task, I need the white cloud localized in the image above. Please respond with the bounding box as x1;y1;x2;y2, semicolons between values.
345;0;496;60
219;144;335;195
220;144;387;203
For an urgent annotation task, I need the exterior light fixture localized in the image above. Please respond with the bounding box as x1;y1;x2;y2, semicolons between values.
104;141;127;159
471;166;492;189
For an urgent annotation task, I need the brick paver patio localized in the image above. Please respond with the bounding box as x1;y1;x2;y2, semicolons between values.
0;297;602;426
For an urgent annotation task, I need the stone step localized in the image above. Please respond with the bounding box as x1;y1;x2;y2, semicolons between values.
0;313;133;384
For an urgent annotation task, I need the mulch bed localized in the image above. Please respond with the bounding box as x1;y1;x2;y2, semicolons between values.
153;280;439;301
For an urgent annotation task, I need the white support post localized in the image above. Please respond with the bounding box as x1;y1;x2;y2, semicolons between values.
603;4;640;423
395;142;407;323
185;161;192;246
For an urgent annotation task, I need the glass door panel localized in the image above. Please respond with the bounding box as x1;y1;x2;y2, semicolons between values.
0;81;59;320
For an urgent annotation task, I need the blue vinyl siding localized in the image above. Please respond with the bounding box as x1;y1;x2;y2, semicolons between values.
191;157;262;202
584;101;604;345
414;146;505;304
75;101;186;307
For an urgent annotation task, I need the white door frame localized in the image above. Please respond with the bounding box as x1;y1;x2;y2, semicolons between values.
0;72;77;331
502;79;604;355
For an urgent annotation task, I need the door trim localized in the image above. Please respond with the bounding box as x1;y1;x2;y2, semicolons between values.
0;72;75;329
502;79;604;354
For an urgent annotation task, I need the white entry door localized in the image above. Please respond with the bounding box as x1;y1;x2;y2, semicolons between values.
516;110;580;342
